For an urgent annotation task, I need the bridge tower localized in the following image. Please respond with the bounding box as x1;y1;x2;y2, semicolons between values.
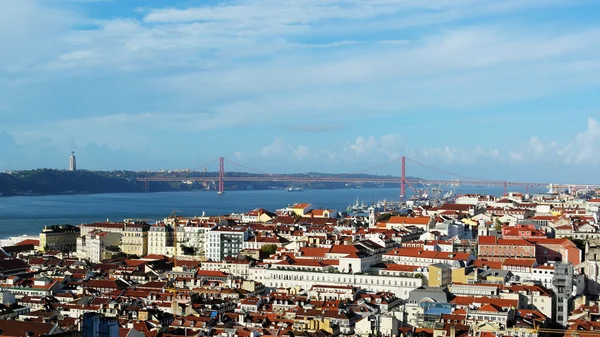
218;157;225;194
401;156;406;198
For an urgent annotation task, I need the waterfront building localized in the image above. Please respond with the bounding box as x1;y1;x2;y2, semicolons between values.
38;224;80;253
0;235;40;248
286;203;313;217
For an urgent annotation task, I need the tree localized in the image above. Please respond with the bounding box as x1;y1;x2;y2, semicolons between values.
376;213;393;222
181;245;196;256
494;218;503;231
568;238;586;252
260;244;278;256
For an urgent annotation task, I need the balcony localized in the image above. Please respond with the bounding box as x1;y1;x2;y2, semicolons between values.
552;278;570;287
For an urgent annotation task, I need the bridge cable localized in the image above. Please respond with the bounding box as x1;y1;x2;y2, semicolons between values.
335;157;402;177
189;158;220;172
405;157;497;182
225;158;274;176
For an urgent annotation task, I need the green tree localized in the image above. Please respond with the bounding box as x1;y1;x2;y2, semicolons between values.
376;213;393;222
494;218;503;231
260;244;278;256
568;238;586;252
181;245;196;256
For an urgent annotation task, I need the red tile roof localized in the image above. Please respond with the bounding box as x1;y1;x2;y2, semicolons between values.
16;239;40;246
388;216;431;225
503;259;537;267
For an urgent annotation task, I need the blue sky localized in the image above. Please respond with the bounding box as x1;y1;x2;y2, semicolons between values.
1;0;600;183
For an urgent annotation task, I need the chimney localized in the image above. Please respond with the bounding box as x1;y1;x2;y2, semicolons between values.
450;326;456;337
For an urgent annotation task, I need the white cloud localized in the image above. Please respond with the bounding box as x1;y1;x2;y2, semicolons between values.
480;117;600;166
509;151;525;163
260;138;286;158
233;151;245;161
260;138;311;160
344;134;402;158
338;118;600;167
2;0;599;132
291;145;310;160
572;117;600;163
528;136;545;156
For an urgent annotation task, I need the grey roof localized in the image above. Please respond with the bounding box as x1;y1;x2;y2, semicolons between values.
408;286;449;303
429;263;452;270
480;268;511;279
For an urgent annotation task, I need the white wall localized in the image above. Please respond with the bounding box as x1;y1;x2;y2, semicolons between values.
248;267;422;299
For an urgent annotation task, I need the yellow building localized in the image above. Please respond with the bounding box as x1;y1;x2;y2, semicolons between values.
429;263;452;287
452;265;477;284
485;272;508;283
462;218;478;227
39;225;80;253
120;223;149;257
288;203;313;217
290;315;336;335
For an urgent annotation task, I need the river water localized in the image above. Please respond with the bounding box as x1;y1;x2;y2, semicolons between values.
0;186;540;238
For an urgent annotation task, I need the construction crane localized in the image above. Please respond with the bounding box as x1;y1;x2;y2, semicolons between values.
166;210;183;298
169;210;180;268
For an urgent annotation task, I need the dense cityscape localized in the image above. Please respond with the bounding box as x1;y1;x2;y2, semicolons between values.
3;0;600;336
1;189;599;337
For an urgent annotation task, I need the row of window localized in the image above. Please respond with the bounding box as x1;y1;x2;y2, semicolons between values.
269;273;418;287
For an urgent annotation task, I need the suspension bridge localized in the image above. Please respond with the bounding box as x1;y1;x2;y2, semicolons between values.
136;156;599;196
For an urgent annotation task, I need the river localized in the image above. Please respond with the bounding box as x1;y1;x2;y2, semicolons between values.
0;186;541;238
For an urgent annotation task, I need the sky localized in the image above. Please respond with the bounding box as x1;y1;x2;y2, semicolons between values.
1;0;600;183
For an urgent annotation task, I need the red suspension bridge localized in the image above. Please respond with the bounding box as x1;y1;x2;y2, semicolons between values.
137;156;598;196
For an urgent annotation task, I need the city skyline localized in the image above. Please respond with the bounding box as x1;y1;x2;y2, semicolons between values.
1;0;600;182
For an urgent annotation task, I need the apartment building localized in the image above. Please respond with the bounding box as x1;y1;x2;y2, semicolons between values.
76;230;121;263
121;222;150;257
477;236;536;262
428;263;452;287
205;226;250;261
148;223;174;256
39;225;80;253
553;262;573;327
383;248;473;268
248;266;423;299
527;238;582;266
